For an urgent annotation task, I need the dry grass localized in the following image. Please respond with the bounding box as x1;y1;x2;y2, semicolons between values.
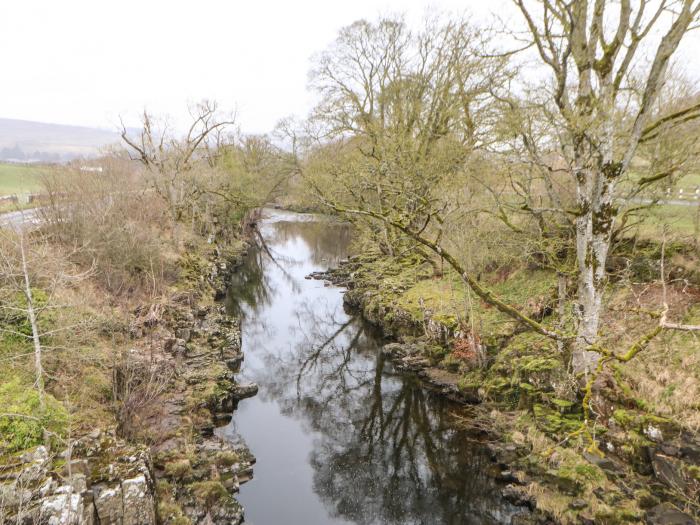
604;283;700;429
39;162;180;298
520;425;643;524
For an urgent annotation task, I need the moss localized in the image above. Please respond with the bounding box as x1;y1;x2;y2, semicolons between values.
185;362;234;413
425;344;448;361
476;269;556;334
157;479;191;524
611;365;651;411
628;430;653;448
441;354;462;372
476;331;566;408
0;376;69;453
572;463;605;483
178;252;209;286
354;256;556;344
518;356;561;373
430;313;459;330
164;459;192;480
594;507;643;523
533;404;583;435
539;445;608;500
611;408;677;437
457;370;483;391
550;398;575;411
633;489;659;509
485;375;511;392
612;408;635;427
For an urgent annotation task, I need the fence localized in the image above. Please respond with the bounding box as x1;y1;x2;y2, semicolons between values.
662;187;700;201
0;193;43;205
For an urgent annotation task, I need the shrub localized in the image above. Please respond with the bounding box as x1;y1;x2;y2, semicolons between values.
189;481;229;506
215;450;239;467
40;164;176;297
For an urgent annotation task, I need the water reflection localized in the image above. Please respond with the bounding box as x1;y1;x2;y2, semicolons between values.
219;209;517;525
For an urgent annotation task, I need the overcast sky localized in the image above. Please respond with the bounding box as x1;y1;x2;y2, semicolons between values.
1;0;698;134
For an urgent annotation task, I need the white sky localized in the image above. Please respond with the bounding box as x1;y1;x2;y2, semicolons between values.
1;0;698;135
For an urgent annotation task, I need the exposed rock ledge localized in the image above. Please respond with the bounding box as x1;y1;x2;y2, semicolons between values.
1;433;156;525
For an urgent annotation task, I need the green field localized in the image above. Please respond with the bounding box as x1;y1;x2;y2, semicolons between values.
0;162;45;195
679;172;700;187
634;203;699;240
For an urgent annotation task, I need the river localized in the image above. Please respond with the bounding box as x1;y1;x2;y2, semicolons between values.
216;209;518;525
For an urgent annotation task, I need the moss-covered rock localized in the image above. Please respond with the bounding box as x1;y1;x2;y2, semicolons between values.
532;404;584;436
610;408;679;442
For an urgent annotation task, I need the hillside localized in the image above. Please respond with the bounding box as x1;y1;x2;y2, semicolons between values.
0;117;120;162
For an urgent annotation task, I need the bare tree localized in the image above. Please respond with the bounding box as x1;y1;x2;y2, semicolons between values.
308;15;510;255
119;100;236;242
0;226;93;409
508;0;700;374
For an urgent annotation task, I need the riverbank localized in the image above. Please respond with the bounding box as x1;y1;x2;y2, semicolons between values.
312;247;700;524
0;226;258;523
144;239;258;524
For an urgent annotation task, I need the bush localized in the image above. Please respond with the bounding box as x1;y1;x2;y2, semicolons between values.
215;450;239;467
0;376;69;454
40;163;177;297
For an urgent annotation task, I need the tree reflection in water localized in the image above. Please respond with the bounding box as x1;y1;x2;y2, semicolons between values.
222;210;517;525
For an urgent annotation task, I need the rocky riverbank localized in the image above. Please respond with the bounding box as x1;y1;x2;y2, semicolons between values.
0;241;258;524
310;256;700;525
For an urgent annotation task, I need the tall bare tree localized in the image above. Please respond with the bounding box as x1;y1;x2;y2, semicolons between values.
119;100;236;242
509;0;700;374
308;15;510;255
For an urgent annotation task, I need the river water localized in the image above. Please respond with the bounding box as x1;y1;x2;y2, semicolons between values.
217;209;517;525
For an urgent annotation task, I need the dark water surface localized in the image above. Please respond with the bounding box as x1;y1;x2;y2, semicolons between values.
217;209;517;525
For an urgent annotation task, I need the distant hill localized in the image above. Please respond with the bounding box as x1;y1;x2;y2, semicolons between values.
0;118;121;162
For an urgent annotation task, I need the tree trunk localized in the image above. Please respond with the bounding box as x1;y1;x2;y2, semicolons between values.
574;207;602;375
19;232;45;409
694;202;700;256
573;157;619;376
556;272;567;355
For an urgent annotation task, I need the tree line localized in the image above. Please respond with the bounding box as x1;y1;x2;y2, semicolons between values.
275;2;700;399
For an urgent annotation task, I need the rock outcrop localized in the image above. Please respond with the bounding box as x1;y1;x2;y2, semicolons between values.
1;433;156;525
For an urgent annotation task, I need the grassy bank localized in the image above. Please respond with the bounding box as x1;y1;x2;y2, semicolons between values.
338;236;700;523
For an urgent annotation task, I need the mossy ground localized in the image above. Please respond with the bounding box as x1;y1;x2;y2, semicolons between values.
345;244;700;521
0;376;68;454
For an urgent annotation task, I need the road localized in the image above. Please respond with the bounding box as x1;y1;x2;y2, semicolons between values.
0;207;41;230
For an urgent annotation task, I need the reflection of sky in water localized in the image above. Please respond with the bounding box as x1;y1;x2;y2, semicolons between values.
217;209;518;525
